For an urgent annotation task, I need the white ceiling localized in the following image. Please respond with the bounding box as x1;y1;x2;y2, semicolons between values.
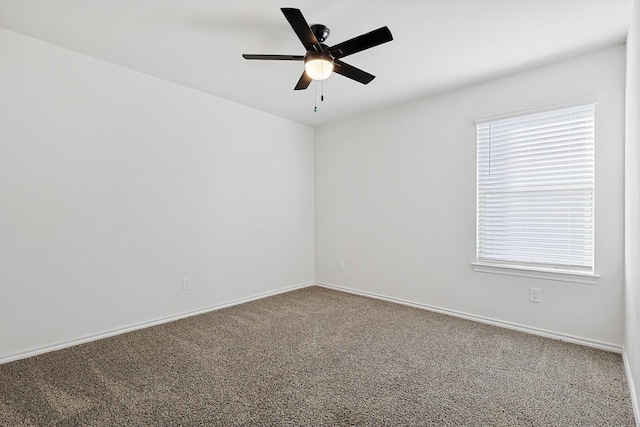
0;0;633;127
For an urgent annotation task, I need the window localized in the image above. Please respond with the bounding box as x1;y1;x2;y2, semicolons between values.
475;103;595;275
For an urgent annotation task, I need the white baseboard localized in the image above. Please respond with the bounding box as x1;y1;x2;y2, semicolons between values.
623;348;640;427
0;281;315;365
316;282;623;353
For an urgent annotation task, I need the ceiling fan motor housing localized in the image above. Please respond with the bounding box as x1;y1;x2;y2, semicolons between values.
311;24;330;43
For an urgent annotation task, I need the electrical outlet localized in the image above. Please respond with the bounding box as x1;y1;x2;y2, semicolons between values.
337;260;344;271
529;287;541;303
182;277;191;291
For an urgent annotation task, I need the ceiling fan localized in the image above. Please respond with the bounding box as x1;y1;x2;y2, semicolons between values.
242;8;393;90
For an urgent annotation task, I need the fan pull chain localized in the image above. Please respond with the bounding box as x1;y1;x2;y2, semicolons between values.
314;80;317;112
313;62;327;112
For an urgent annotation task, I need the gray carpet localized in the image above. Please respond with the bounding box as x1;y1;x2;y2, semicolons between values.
0;286;635;426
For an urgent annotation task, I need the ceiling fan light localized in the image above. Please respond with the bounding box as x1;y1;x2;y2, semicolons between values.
304;53;334;80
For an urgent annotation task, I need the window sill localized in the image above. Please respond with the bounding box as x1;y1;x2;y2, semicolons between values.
471;262;600;285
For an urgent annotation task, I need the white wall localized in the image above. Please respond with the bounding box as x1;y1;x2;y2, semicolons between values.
315;45;626;349
0;29;315;361
625;0;640;417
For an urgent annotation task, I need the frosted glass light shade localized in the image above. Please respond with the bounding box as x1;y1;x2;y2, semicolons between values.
304;53;334;80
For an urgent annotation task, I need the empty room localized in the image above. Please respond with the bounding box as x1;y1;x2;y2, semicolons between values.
1;0;640;425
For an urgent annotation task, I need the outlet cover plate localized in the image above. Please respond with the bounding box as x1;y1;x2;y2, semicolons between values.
529;287;541;303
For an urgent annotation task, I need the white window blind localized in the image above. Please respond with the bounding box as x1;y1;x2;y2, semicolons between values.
476;104;595;272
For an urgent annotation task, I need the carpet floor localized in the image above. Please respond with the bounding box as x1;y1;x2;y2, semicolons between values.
0;286;635;426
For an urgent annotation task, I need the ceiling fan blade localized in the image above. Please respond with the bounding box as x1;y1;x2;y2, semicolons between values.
329;26;393;59
242;54;304;61
333;60;375;85
281;8;322;52
294;71;313;91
